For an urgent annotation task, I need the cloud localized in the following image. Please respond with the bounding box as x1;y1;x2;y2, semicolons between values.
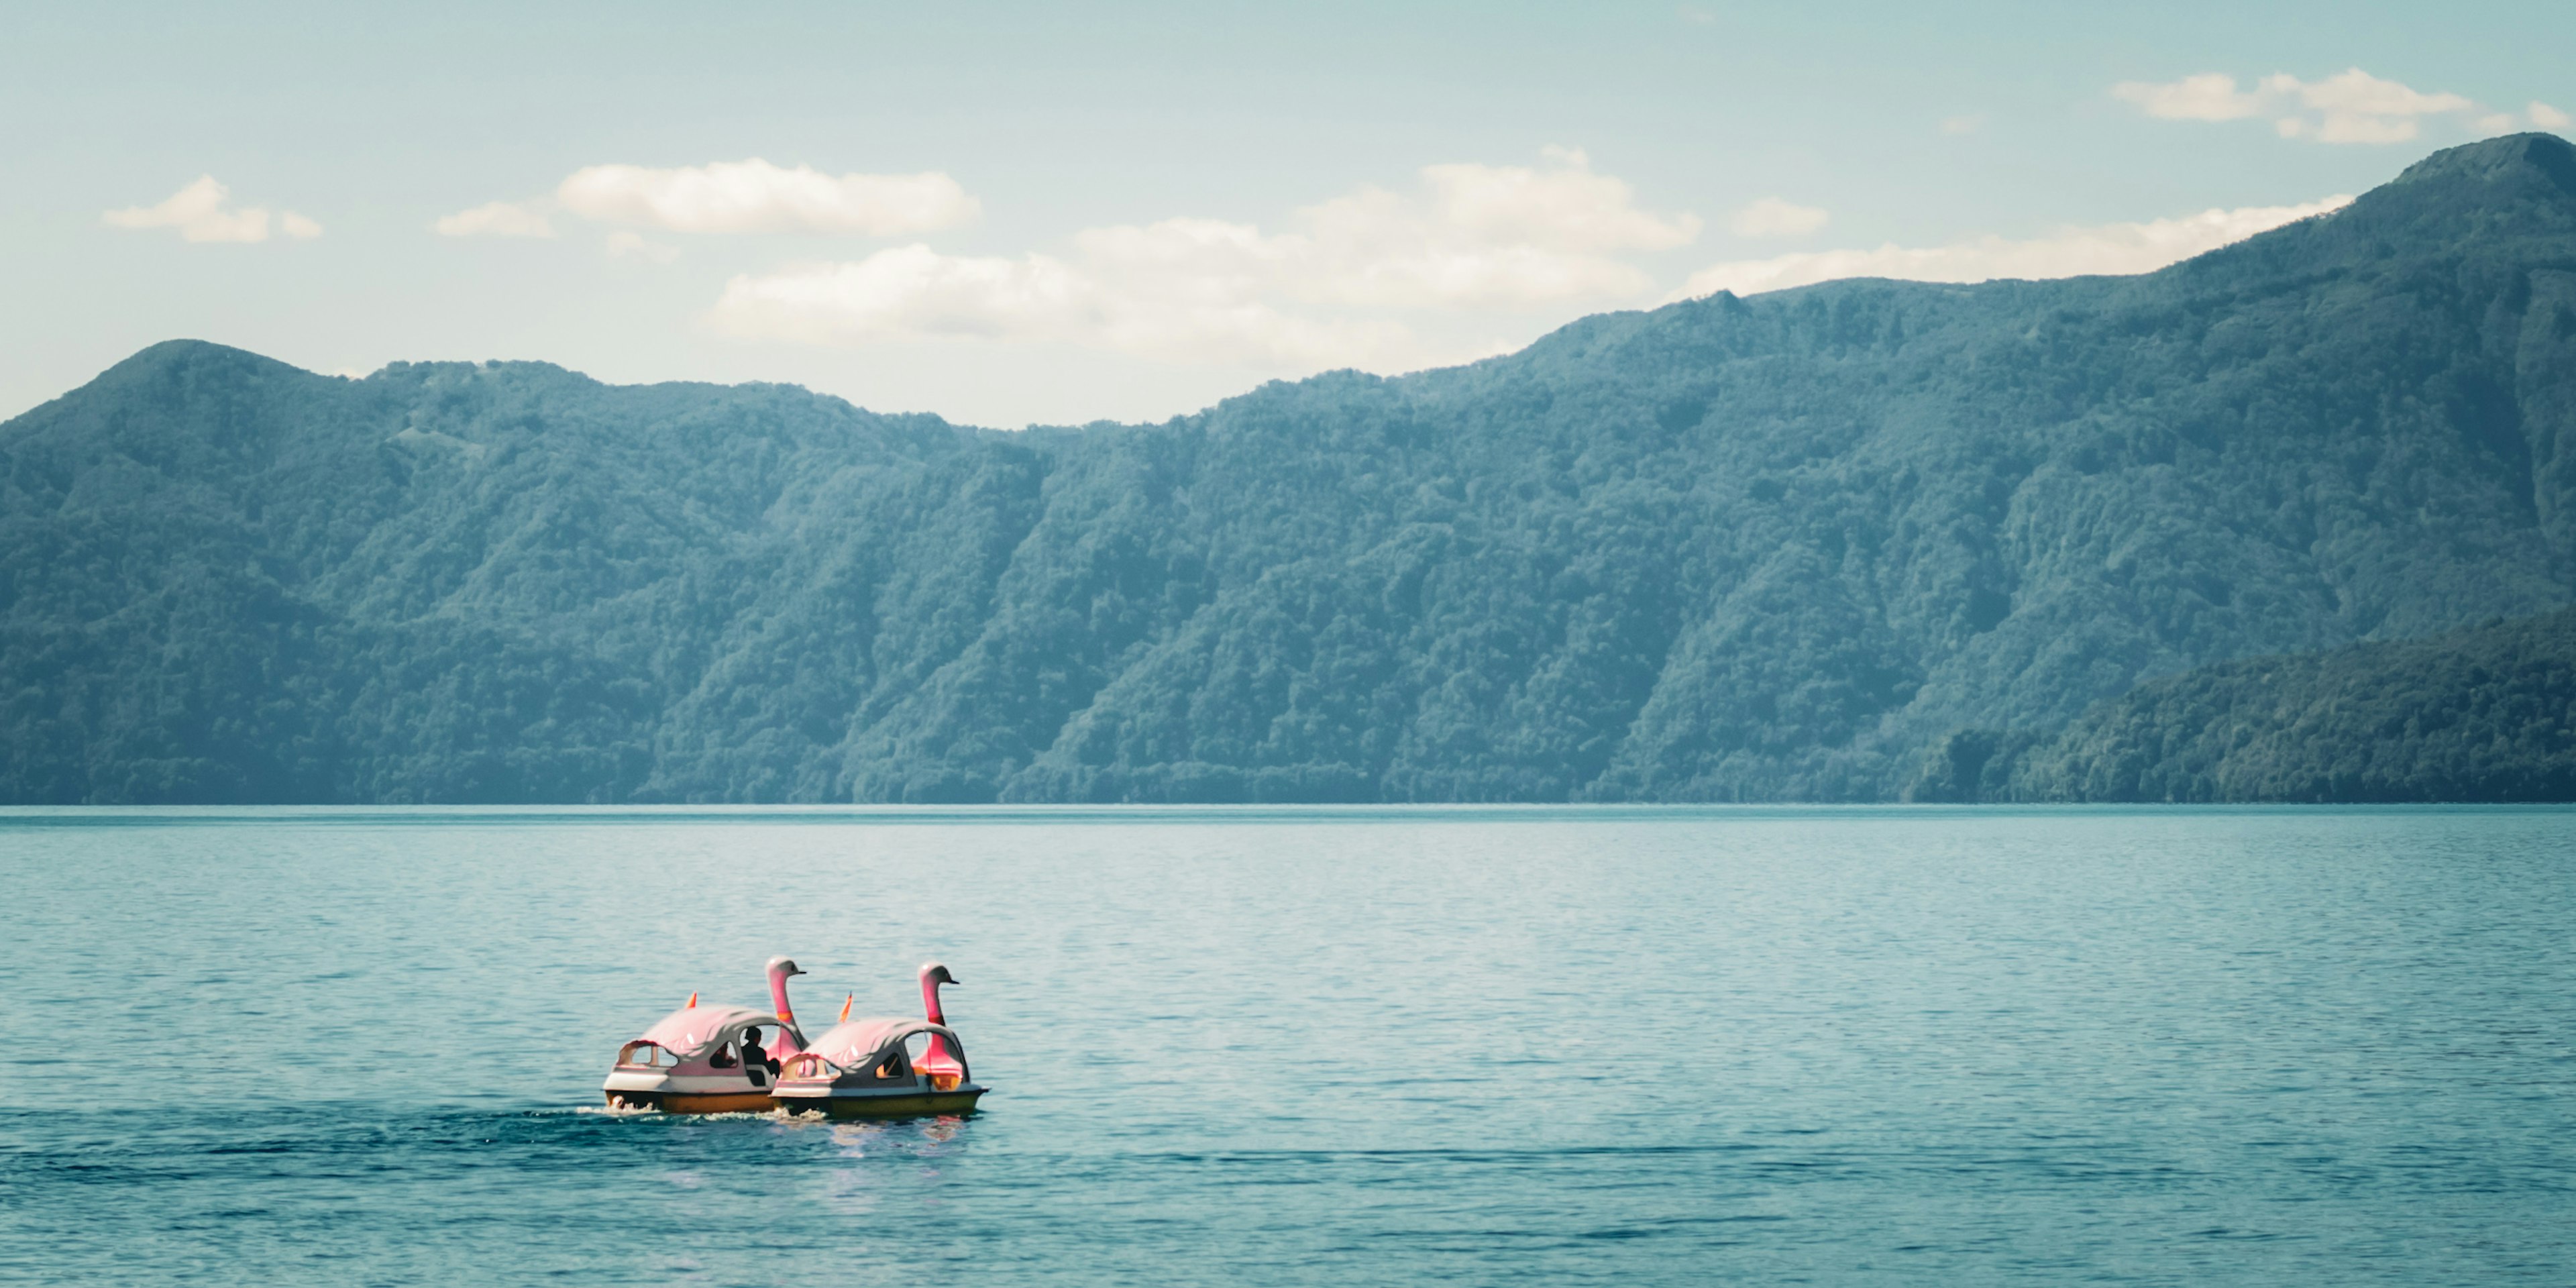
1676;195;2352;299
2113;72;2265;122
103;176;319;243
435;201;555;238
2113;68;2532;144
1280;153;1698;308
717;246;1086;342
1940;114;1986;136
708;148;1699;368
707;244;1418;368
555;159;979;235
2533;101;2573;130
2290;68;2473;142
604;230;679;264
1730;197;1830;238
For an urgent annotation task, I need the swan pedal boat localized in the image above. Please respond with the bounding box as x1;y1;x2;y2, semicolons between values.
602;1003;789;1114
771;1016;987;1118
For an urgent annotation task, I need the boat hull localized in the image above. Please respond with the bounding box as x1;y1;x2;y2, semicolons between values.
602;1089;777;1114
771;1087;987;1119
602;1068;780;1114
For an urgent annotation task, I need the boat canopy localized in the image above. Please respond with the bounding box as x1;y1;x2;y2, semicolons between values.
634;1004;777;1057
804;1017;961;1069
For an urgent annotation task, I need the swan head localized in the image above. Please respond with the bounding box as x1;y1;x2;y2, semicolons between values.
767;955;804;979
921;961;960;987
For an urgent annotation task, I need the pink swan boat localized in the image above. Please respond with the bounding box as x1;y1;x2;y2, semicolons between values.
601;956;810;1114
771;962;987;1118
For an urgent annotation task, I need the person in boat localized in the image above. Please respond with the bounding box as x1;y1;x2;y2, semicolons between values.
740;1026;780;1077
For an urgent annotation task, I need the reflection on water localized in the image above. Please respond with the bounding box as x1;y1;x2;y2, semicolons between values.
2;806;2573;1285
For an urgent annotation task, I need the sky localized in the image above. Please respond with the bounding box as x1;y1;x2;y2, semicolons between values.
4;0;2571;429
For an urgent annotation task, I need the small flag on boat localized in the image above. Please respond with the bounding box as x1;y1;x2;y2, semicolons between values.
838;994;854;1023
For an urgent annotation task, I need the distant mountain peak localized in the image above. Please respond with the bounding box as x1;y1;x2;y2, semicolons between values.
2387;131;2576;197
2231;131;2576;266
58;339;319;413
107;337;289;376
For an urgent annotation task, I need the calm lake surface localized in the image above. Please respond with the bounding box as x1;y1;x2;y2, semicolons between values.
3;806;2572;1285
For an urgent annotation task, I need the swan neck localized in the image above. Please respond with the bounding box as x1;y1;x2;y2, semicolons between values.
767;965;806;1051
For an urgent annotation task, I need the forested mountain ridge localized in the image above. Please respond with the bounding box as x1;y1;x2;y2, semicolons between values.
5;133;2575;803
1909;605;2576;802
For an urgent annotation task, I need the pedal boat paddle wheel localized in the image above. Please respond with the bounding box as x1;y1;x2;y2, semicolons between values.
771;964;986;1118
602;957;810;1114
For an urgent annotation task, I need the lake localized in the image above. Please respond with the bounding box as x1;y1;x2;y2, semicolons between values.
3;806;2571;1285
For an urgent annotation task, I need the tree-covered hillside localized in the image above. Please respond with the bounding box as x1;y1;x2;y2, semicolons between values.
1910;606;2576;802
6;134;2576;803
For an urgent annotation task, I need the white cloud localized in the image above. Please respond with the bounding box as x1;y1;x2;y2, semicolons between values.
1070;218;1293;309
708;148;1699;369
605;230;679;264
434;201;555;238
2113;72;2267;122
1730;197;1830;238
1426;148;1698;254
1675;195;2352;299
2292;68;2471;119
707;244;1417;368
1940;114;1986;136
2532;101;2573;130
103;176;319;244
716;246;1086;341
555;158;979;235
2294;68;2473;142
2115;68;2512;144
1224;149;1701;309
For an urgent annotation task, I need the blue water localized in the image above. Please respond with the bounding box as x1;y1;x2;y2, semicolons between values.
3;806;2572;1285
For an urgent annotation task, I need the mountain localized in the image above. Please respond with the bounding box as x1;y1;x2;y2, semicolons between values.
5;134;2575;804
1910;604;2576;802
